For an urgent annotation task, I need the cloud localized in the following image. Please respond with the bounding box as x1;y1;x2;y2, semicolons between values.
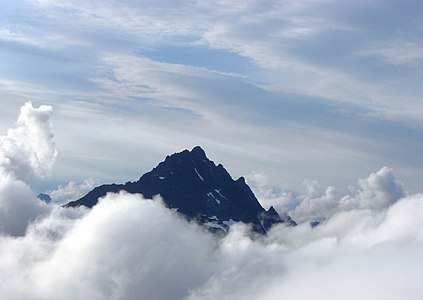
0;190;422;299
345;166;406;210
187;193;423;300
356;41;423;68
1;2;423;296
0;193;217;300
246;172;298;211
22;0;422;116
47;178;97;205
0;106;419;298
249;166;406;225
0;102;56;235
0;173;48;236
2;0;423;194
0;101;57;181
286;166;406;223
0;103;421;299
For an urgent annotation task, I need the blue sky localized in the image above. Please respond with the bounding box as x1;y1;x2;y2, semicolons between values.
0;0;422;194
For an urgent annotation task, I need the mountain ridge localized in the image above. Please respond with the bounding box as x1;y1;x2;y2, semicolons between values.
66;146;296;233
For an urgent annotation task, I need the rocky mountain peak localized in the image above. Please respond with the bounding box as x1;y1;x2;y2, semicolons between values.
66;146;296;233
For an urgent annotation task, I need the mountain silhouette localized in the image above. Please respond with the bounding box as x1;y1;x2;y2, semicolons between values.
66;146;296;233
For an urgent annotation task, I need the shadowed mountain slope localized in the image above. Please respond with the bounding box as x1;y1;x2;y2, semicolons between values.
67;146;296;233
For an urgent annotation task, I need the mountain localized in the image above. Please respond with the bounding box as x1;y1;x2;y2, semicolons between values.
66;146;296;233
37;193;52;204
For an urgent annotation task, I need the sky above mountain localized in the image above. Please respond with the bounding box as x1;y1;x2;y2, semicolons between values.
0;0;422;196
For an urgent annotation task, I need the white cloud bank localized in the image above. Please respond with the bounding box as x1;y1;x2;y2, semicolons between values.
0;103;422;300
0;192;422;300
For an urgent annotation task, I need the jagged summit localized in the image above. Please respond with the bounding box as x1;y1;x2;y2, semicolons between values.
66;146;296;233
191;145;206;156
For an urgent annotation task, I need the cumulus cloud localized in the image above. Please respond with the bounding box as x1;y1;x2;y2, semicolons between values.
0;102;56;236
352;166;406;209
0;101;57;181
249;166;406;225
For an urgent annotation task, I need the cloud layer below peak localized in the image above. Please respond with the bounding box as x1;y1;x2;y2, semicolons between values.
1;191;423;300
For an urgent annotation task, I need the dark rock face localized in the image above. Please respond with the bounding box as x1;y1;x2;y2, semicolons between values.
66;146;296;233
258;206;296;230
37;193;52;204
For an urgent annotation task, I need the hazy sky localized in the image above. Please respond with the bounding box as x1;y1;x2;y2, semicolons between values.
0;0;422;195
